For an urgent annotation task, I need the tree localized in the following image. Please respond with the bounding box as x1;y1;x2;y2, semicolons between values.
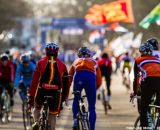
0;0;33;33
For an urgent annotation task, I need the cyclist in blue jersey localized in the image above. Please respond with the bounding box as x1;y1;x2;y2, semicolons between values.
14;54;36;100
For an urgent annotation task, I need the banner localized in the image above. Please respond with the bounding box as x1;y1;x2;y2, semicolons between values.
85;0;134;25
139;3;160;29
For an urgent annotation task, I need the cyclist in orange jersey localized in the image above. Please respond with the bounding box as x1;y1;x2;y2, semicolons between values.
133;42;160;129
68;47;102;130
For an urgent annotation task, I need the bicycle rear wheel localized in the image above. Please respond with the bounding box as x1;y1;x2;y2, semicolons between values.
101;89;107;115
22;101;33;130
77;119;90;130
1;91;11;123
134;116;140;130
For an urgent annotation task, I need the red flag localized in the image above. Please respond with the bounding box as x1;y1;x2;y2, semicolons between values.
85;0;134;25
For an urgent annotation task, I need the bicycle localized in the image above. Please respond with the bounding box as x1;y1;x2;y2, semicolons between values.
38;96;54;130
69;91;90;130
130;95;141;130
98;85;108;115
0;85;12;124
19;86;34;130
149;104;160;129
122;67;130;91
130;95;158;130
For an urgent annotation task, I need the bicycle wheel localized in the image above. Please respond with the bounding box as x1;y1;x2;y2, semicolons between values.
134;116;140;130
101;89;107;114
1;91;11;123
22;101;33;130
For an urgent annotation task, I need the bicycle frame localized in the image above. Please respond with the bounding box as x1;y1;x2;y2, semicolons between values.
39;96;53;130
72;91;90;130
0;85;11;124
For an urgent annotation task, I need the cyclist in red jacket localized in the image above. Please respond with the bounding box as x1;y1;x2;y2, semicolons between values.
29;42;70;130
97;52;112;109
0;53;15;107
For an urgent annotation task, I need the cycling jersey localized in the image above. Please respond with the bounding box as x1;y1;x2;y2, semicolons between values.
136;56;160;78
69;57;102;130
14;62;36;88
30;56;69;98
0;61;15;83
29;56;69;114
97;57;112;76
69;58;102;88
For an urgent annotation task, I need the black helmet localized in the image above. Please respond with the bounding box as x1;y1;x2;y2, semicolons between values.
20;54;30;63
45;42;59;57
77;47;92;58
0;53;9;61
139;42;153;55
146;37;159;50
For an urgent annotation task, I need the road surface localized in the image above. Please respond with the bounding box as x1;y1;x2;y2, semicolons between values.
0;72;139;130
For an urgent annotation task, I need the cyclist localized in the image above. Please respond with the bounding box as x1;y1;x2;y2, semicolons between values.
29;42;70;130
120;52;132;90
132;42;160;128
14;54;36;100
97;52;112;109
68;47;102;130
0;53;15;107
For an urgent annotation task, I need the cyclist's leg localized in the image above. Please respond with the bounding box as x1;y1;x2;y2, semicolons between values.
84;73;96;130
33;87;44;123
72;72;83;118
5;84;14;107
105;76;112;109
140;79;154;128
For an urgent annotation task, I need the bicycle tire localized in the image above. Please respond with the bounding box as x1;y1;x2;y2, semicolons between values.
39;110;49;130
134;116;140;130
22;101;33;130
102;89;107;115
1;91;11;123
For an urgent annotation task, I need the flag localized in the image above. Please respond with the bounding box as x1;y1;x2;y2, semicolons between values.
108;22;128;32
139;3;160;29
85;0;134;25
89;30;101;43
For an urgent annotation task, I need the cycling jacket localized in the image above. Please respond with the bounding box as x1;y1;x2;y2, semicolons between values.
133;55;160;93
69;57;102;89
14;62;36;88
97;57;112;76
0;61;15;84
29;56;69;100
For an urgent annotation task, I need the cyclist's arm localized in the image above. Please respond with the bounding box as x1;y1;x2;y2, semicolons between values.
133;61;139;95
29;62;41;97
14;65;22;89
96;65;102;89
61;69;70;102
68;64;75;85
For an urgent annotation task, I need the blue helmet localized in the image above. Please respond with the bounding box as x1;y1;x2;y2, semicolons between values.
147;37;159;50
77;47;92;58
20;54;30;63
139;42;153;55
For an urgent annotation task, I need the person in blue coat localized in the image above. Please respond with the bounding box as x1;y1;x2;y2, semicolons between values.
14;53;36;100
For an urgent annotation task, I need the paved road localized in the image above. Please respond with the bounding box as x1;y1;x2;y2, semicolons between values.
0;72;139;130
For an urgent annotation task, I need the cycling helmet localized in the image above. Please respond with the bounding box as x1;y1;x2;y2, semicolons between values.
20;54;30;63
146;37;159;50
45;42;59;57
139;42;153;55
77;47;91;58
0;53;9;61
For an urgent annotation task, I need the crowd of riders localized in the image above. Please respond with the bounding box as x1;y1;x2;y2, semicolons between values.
0;37;159;130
